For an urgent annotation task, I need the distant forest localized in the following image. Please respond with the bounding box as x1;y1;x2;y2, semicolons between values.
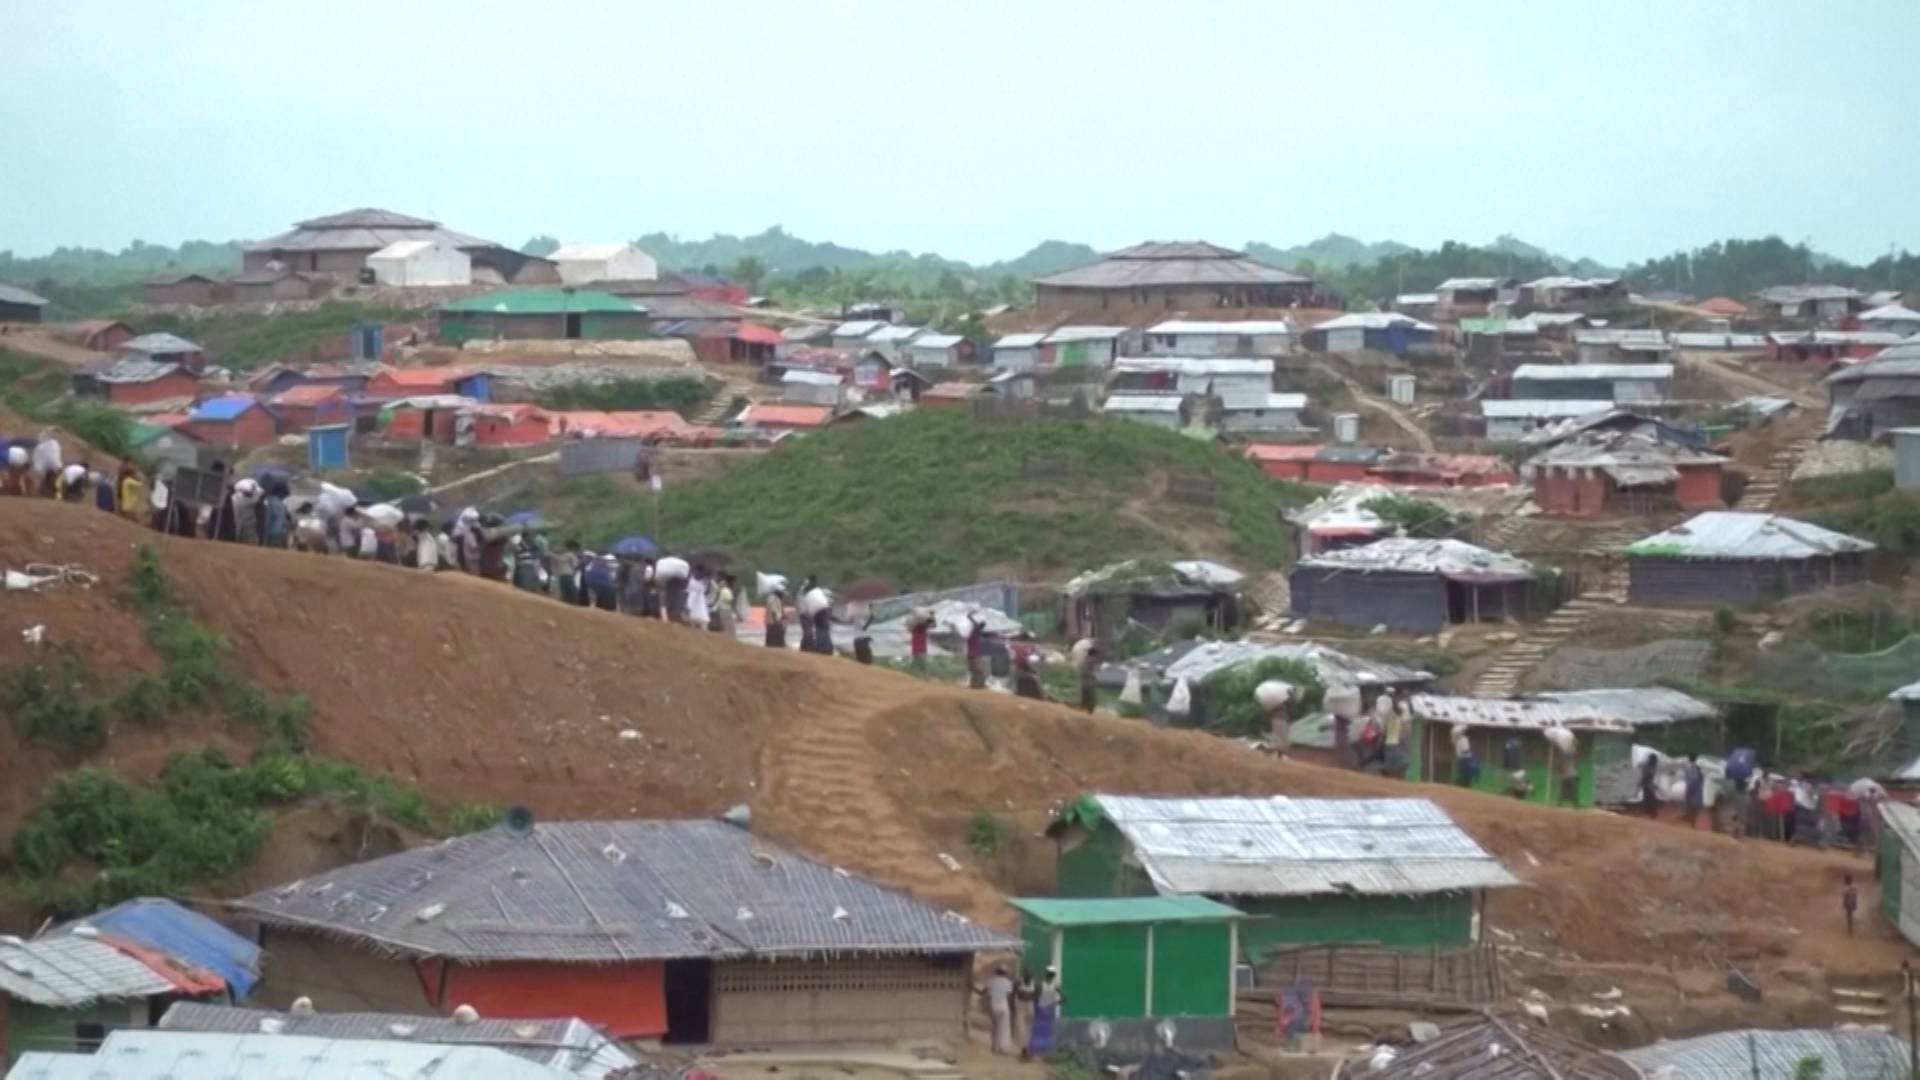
5;226;1919;322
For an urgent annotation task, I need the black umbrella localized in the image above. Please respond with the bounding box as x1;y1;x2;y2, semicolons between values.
397;493;438;515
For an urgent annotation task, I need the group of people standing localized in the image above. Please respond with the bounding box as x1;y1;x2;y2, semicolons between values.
978;964;1063;1060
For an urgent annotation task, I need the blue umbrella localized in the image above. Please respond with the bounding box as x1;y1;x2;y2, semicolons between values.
251;464;293;485
506;511;545;527
611;535;662;559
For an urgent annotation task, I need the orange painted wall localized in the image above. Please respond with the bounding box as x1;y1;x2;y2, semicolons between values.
433;960;668;1038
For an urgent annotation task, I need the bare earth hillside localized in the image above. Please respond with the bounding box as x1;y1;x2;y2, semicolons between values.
0;500;1909;1045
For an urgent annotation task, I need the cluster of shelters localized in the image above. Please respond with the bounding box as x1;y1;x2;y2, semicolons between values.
1624;511;1874;608
1290;538;1540;634
1248;445;1516;488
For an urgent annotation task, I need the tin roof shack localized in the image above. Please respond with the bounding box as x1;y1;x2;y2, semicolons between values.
1517;275;1628;312
1625;511;1874;608
1287;484;1390;554
1434;277;1515;318
1669;330;1769;351
1032;241;1316;316
467;404;553;448
904;332;967;370
1824;342;1920;439
830;319;889;353
1061;560;1242;646
1361;452;1517;489
1619;1028;1912;1080
1879;801;1920;949
156;1002;636;1078
1752;283;1866;321
1531;688;1720;805
991;331;1046;372
1393;293;1439;318
0;283;50;323
232;819;1014;1047
1042;325;1127;369
1511;362;1673;405
1406;695;1633;807
1481;400;1615;442
1894;427;1920;490
269;383;352;434
1218;393;1309;437
1290;539;1537;635
139;274;221;306
550;243;658;286
244;207;555;285
366;240;472;287
117;332;207;375
1361;1014;1638;1080
1112;357;1275;405
779;368;847;407
77;359;199;409
60;319;135;352
861;324;925;365
180;395;277;450
128;423;207;474
1;899;254;1066
1522;432;1728;517
1569;328;1672;365
1306;312;1438;355
1860;303;1920;339
1048;795;1514;967
1009;896;1241;1053
10;1029;589;1080
436;290;648;343
1145;319;1294;357
1102;392;1190;430
1767;328;1905;365
735;403;834;433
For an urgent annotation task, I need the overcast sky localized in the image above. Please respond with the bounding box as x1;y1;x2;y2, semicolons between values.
4;0;1917;265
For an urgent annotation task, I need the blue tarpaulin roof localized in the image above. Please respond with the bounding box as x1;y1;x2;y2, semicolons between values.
75;898;261;996
190;396;259;422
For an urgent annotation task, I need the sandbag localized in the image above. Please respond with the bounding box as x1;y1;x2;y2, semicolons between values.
315;481;357;519
1119;669;1144;706
1323;683;1362;718
654;556;691;580
1166;677;1192;716
1543;726;1576;755
755;571;788;598
800;586;832;617
1255;681;1294;710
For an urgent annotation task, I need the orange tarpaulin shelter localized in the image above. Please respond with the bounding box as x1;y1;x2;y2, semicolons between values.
419;958;669;1039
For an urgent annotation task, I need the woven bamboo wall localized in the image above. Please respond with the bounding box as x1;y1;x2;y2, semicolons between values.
710;956;968;1044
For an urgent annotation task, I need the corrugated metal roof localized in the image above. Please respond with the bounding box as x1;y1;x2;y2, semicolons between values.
1571;329;1670;348
1671;332;1769;348
1436;277;1506;291
1103;394;1183;413
1627;511;1874;559
780;369;843;386
1617;1028;1911;1078
0;283;51;307
1042;325;1126;344
1082;795;1517;897
1035;244;1310;288
1530;688;1717;726
62;899;260;997
1889;679;1920;701
1754;284;1865;303
0;934;177;1007
190;395;261;422
1862;303;1920;322
158;1002;635;1077
9;1030;582;1080
1769;329;1905;346
1526;312;1590;327
1879;801;1920;851
1524;275;1620;290
1113;357;1275;377
93;358;184;385
1008;896;1242;926
1826;344;1920;383
120;332;202;355
1367;1016;1638;1079
867;325;923;344
1147;320;1293;335
1297;538;1532;581
1524;432;1725;471
1483;400;1615;419
1144;639;1430;688
1225;393;1308;411
1513;363;1674;381
831;320;887;338
272;383;345;406
297;208;438;229
440;290;638;315
1394;293;1439;305
1312;313;1437;332
993;332;1045;349
909;333;964;349
1409;694;1634;733
369;239;447;260
234;820;1014;962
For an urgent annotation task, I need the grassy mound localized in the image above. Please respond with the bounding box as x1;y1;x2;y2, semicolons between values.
581;410;1317;587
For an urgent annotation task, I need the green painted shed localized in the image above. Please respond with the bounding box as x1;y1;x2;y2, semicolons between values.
1880;801;1920;948
1009;896;1242;1023
436;289;652;343
1405;694;1636;808
1048;794;1517;963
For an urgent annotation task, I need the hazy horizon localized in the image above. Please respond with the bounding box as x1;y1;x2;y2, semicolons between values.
5;0;1918;266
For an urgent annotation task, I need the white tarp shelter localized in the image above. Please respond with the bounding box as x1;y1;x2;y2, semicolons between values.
550;243;659;285
366;240;471;287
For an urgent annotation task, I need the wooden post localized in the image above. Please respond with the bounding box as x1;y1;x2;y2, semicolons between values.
1228;919;1240;1019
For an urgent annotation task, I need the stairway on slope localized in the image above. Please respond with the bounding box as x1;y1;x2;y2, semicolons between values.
1472;563;1629;697
1734;432;1819;512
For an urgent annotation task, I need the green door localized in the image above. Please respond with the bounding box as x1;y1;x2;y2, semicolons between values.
1061;923;1148;1019
1151;921;1230;1017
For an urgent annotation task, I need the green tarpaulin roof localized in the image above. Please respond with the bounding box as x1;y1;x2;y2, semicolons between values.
1009;896;1242;927
439;290;640;315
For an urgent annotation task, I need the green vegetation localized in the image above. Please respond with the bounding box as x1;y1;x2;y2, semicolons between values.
966;812;1013;857
0;348;71;413
0;239;242;319
536;376;712;416
581;410;1317;589
1788;469;1894;505
139;302;413;371
1206;658;1325;738
1807;489;1920;556
0;350;135;458
356;468;425;502
1;546;488;915
1361;493;1462;539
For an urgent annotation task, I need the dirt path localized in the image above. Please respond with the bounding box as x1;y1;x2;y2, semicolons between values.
1314;360;1434;451
1673;350;1823;408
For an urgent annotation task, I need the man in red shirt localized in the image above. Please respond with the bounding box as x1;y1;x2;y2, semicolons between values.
908;614;930;673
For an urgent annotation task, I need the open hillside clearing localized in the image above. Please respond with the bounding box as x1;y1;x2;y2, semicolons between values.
0;500;1910;1049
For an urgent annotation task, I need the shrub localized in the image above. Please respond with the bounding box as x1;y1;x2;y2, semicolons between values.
111;675;171;728
1362;493;1463;539
966;812;1013;856
1712;606;1739;636
2;652;109;756
538;377;712;416
447;803;502;834
358;469;424;501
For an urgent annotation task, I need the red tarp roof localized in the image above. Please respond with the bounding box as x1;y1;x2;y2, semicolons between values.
743;403;833;427
733;323;784;346
1244;443;1325;463
272;384;346;406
